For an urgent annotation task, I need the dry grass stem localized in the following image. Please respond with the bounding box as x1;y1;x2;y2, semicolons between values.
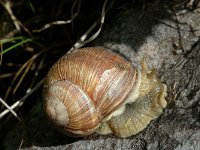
0;72;16;79
0;0;31;35
33;0;81;33
70;0;108;51
0;43;2;65
0;79;44;119
4;52;43;100
0;96;20;120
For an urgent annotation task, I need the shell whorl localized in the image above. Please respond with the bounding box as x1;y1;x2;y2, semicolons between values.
43;80;100;135
44;85;69;127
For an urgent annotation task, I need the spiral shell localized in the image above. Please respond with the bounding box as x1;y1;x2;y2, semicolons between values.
43;47;139;136
43;47;167;137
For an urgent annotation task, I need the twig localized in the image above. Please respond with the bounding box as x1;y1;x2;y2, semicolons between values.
71;0;82;31
0;43;2;65
13;60;33;94
0;72;16;79
70;0;108;51
0;96;21;120
0;0;31;35
18;139;23;150
1;29;18;39
33;0;81;33
0;79;44;119
0;0;20;31
27;55;46;91
4;51;42;100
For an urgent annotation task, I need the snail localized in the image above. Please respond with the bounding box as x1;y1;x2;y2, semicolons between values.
43;47;167;138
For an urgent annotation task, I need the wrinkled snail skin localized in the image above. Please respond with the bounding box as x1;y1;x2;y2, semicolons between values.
43;47;167;137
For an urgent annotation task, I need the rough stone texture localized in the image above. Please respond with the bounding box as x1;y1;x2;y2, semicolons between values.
3;1;200;150
22;138;147;150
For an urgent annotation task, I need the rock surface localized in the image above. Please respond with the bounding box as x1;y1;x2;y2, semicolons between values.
3;1;200;150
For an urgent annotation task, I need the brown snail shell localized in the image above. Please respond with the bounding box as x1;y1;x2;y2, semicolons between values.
43;47;167;137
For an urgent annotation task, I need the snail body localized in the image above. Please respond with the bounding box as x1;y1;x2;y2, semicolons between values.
43;47;167;137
